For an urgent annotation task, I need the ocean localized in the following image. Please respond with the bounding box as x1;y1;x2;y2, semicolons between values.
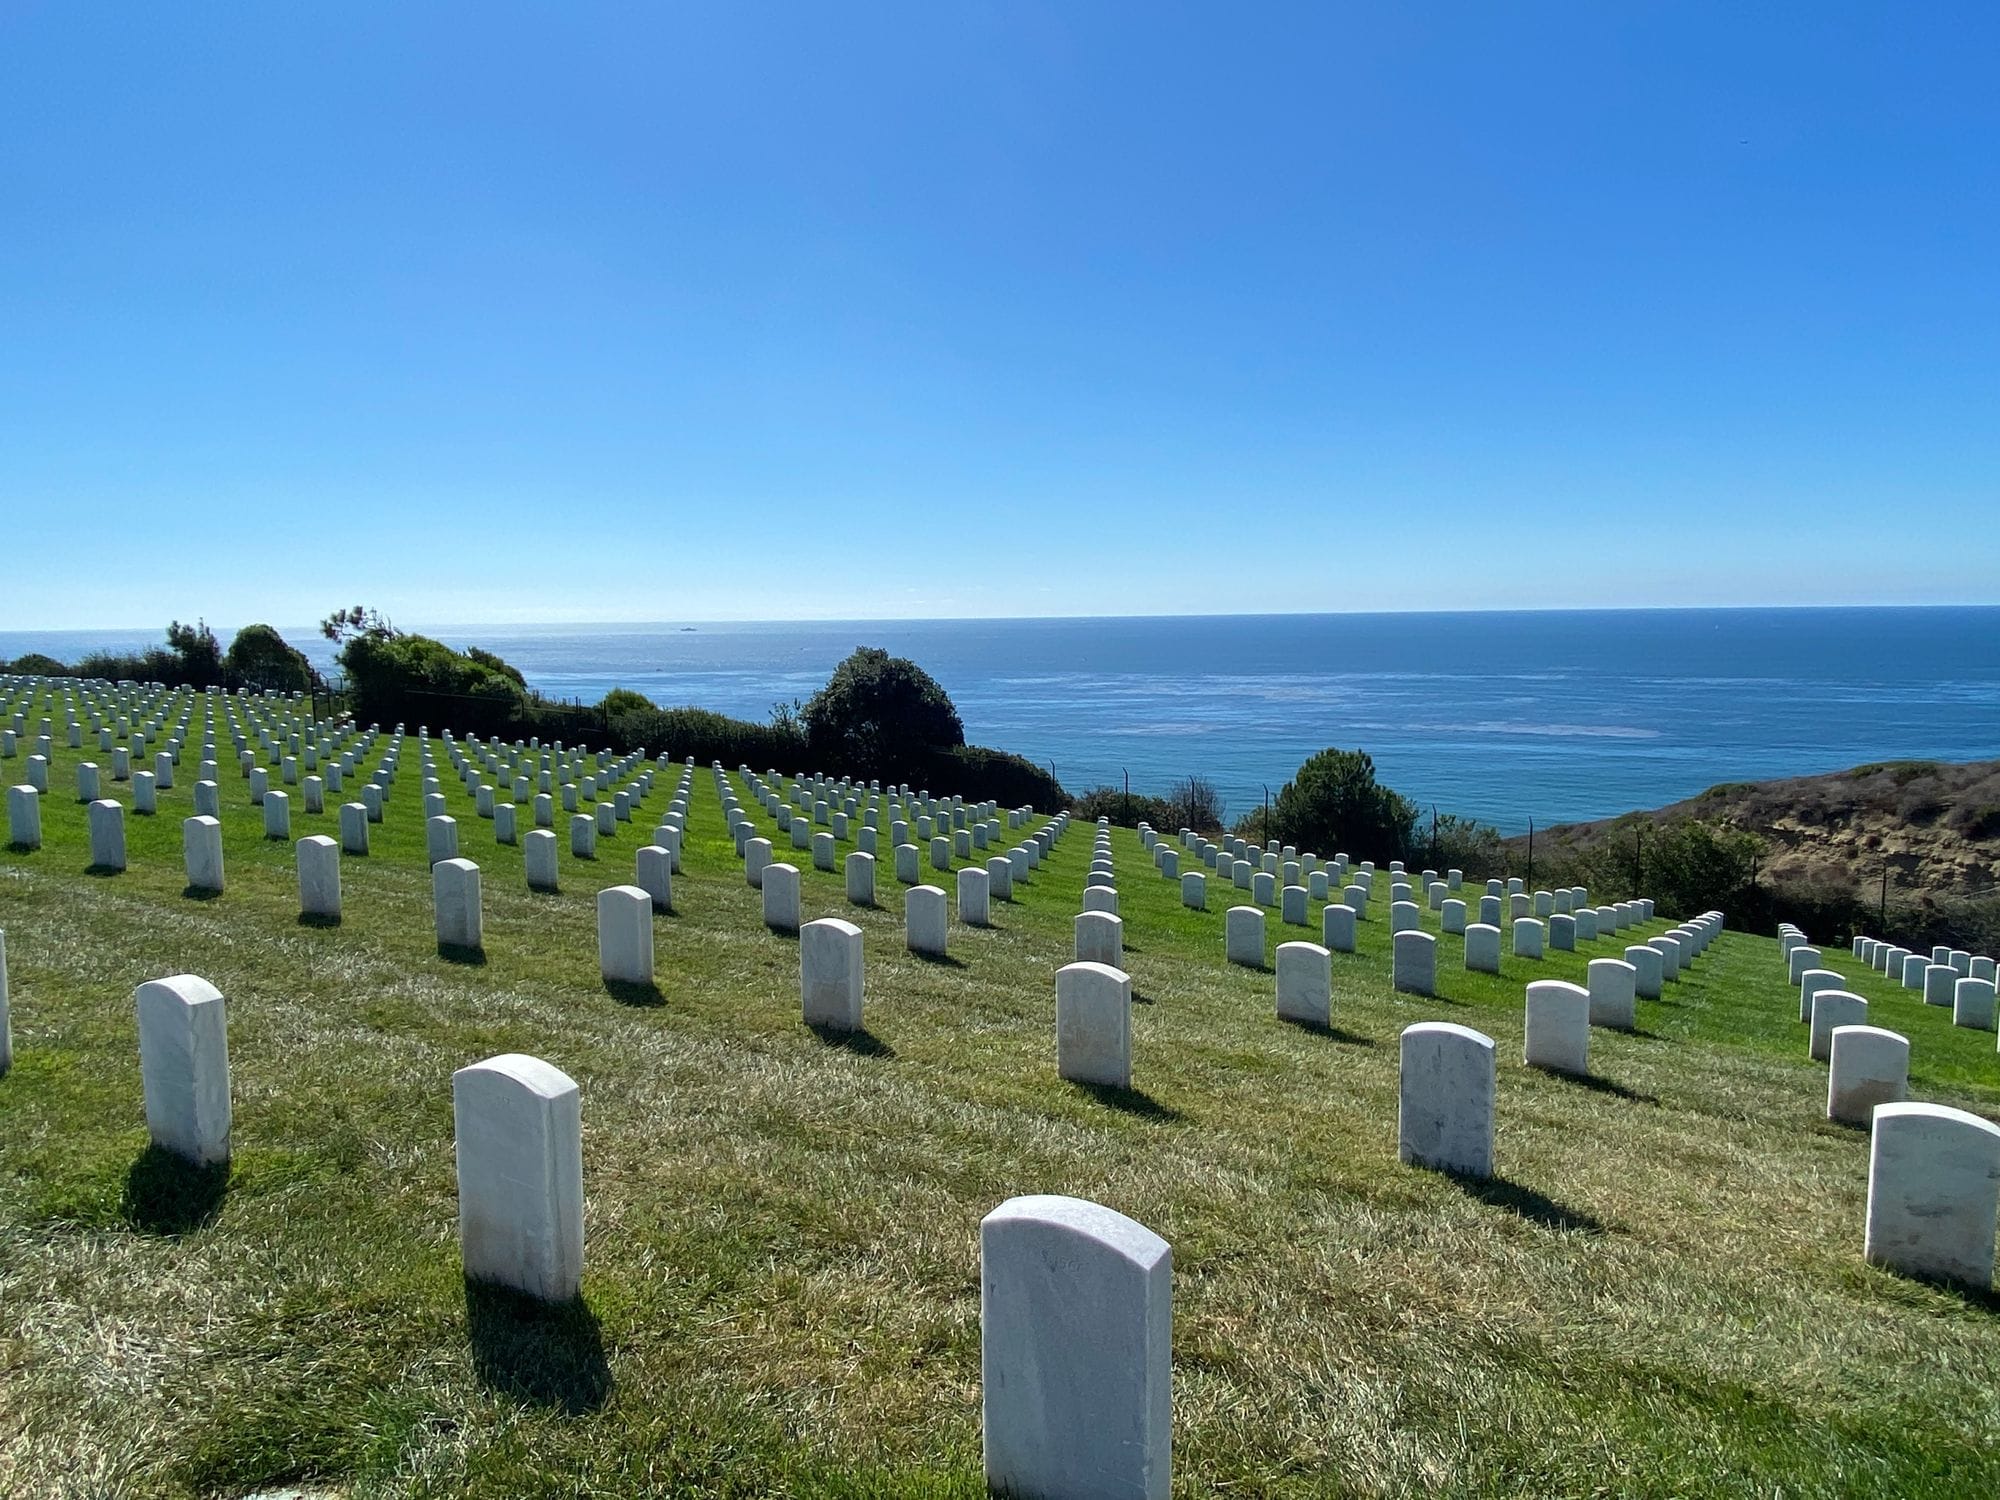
6;608;1996;833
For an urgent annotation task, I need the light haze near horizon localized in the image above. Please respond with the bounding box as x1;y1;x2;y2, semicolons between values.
4;3;1997;630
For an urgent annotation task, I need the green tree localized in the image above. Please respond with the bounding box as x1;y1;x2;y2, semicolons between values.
319;604;396;646
165;619;223;687
802;648;964;773
1639;817;1765;919
1425;811;1504;879
4;652;69;676
334;627;526;733
223;624;314;693
598;687;653;718
1160;776;1226;832
1271;747;1418;863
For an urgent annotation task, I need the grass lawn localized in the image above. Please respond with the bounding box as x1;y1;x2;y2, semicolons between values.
3;687;1999;1497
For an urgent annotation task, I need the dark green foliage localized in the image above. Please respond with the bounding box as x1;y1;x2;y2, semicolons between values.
223;624;314;694
337;632;528;735
1;652;70;675
71;647;167;681
1072;786;1176;829
597;687;654;719
929;746;1066;813
1534;815;1766;924
1847;761;1942;785
1092;777;1225;833
1952;804;2000;841
1642;817;1766;918
1270;747;1419;865
803;648;964;777
602;702;809;769
54;620;224;688
466;646;527;687
319;604;395;646
1163;776;1227;833
165;619;224;687
1417;812;1506;879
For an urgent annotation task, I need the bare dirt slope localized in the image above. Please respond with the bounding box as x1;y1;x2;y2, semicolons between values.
1509;758;2000;896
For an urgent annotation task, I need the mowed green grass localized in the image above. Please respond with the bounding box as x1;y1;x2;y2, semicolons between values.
3;692;2000;1498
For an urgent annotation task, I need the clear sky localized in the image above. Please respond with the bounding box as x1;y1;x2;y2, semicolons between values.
4;2;1996;629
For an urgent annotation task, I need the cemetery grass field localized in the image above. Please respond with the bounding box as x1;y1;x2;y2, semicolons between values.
5;735;2000;1496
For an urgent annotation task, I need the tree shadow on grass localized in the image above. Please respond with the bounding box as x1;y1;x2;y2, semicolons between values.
808;1023;895;1058
180;884;223;902
465;1279;611;1414
438;943;487;966
296;911;342;930
603;978;665;1007
121;1144;229;1234
1445;1170;1608;1235
1070;1081;1184;1122
1281;1016;1376;1047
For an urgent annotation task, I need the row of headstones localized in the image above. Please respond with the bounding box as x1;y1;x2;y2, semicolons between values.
3;678;396;857
1800;929;2000;1035
1775;925;2000;1290
170;769;699;922
1218;898;1685;999
727;766;1069;958
108;963;2000;1500
4;679;380;792
1052;918;2000;1293
5;676;684;854
9;723;692;906
3;723;394;872
1781;925;1917;1121
1147;826;1634;948
10;904;1998;1497
1776;928;2000;1296
9;949;1151;1497
735;767;1023;875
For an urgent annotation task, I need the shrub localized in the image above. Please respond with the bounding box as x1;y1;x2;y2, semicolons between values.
1158;776;1227;833
1951;804;2000;842
603;703;808;768
803;648;964;777
336;631;528;735
927;745;1067;813
165;620;224;688
1270;748;1419;865
466;647;527;688
223;624;314;694
1896;789;1946;825
1073;786;1176;830
1417;812;1505;880
597;688;654;719
2;653;69;676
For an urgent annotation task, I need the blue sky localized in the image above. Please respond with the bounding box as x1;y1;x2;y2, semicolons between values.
4;2;1996;628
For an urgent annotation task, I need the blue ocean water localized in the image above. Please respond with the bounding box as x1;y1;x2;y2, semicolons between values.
7;608;1996;833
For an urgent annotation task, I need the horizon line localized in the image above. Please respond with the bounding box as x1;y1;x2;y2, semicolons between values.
7;599;2000;639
